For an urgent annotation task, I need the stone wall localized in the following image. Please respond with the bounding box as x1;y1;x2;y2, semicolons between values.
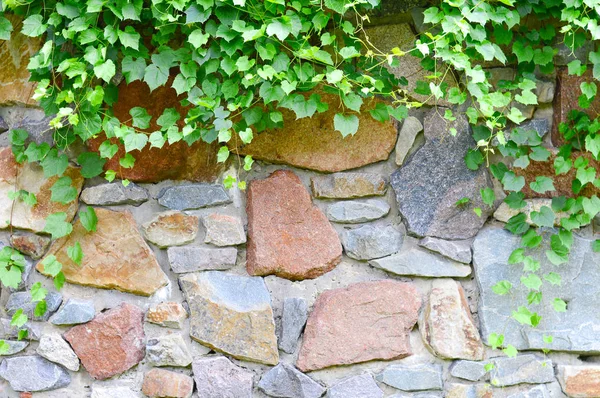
0;4;598;398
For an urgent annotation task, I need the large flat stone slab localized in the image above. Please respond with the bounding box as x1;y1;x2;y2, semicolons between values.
258;362;325;398
311;172;386;199
391;110;492;239
473;224;600;352
38;208;168;296
157;184;231;210
0;355;70;392
296;280;421;372
192;356;253;398
180;271;278;365
558;365;600;397
247;170;342;280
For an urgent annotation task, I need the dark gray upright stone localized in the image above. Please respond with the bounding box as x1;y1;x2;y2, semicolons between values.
0;355;71;392
391;110;493;239
279;297;308;354
6;291;62;321
158;184;231;210
258;362;325;398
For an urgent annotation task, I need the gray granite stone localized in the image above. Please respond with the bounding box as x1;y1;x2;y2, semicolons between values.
418;237;472;264
0;117;7;133
1;318;41;340
279;297;308;354
158;184;231;210
342;225;403;260
258;362;325;398
311;173;386;199
473;224;600;352
203;213;246;246
518;118;550;138
0;355;71;392
80;182;149;206
396;116;424;166
50;298;95;325
36;333;80;371
450;360;488;382
490;355;555;387
146;334;192;367
326;373;383;398
91;385;143;398
6;291;62;321
327;199;390;224
0;340;28;356
391;110;492;239
506;385;551;398
377;363;443;391
192;356;253;398
168;246;237;273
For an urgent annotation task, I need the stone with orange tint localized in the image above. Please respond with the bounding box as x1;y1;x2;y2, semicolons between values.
38;208;168;296
146;302;188;329
559;365;600;398
296;280;421;372
142;211;199;248
141;369;193;398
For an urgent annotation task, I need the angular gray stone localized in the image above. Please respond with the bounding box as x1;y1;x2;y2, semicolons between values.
1;318;41;340
91;385;143;398
518;118;550;138
167;246;237;273
370;241;471;277
279;297;308;354
80;182;149;206
0;340;28;356
311;173;387;199
203;213;246;246
0;117;7;133
0;355;71;392
507;385;551;398
192;356;253;398
449;360;488;382
258;362;325;398
473;224;600;352
391;110;493;239
36;333;80;371
326;374;383;398
6;291;62;321
490;355;555;387
158;184;231;210
326;199;390;224
418;237;472;264
50;298;95;325
146;334;193;367
377;363;443;391
396;116;424;166
341;225;403;260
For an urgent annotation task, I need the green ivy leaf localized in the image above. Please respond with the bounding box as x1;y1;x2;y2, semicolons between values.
130;107;151;129
40;149;68;178
480;187;495;207
10;309;27;328
465;149;484;170
30;282;48;302
40;255;63;277
530;176;555;193
521;229;542;248
34;300;47;318
21;15;47;37
50;177;78;204
93;60;116;83
0;16;13;40
581;82;597;99
80;206;98;232
492;280;512;295
504;192;526;209
43;213;73;240
544;272;562;286
333;114;359;137
505;213;530;235
217;146;230;163
67;242;83;266
530;205;554;227
502;172;525;192
119;154;135;169
553;298;567;312
77;152;106;178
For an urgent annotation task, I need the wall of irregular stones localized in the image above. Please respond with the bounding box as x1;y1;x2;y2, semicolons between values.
0;3;599;398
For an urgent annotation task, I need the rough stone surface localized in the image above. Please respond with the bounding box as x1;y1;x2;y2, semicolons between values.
63;303;145;380
278;297;308;354
247;170;342;280
0;341;28;356
327;199;390;224
418;237;472;264
377;363;444;391
9;233;51;260
146;302;188;329
80;183;149;206
0;15;42;105
419;279;484;360
1;318;41;340
192;356;253;398
38;209;168;296
86;78;225;182
142;211;199;248
91;386;142;398
519;118;550;138
167;246;237;273
180;271;279;365
445;383;493;398
342;224;403;260
0;147;84;232
494;199;568;226
391;110;493;239
232;93;397;172
311;173;387;199
203;213;246;246
258;362;325;398
50;298;95;325
474;224;600;352
0;355;70;392
142;368;193;398
36;333;80;371
326;373;383;398
296;280;421;372
396;116;424;166
507;385;551;398
558;365;600;398
490;355;555;387
450;360;489;382
157;184;231;210
146;334;192;367
6;291;62;321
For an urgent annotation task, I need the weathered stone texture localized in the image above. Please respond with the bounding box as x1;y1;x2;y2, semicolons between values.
142;211;199;248
559;365;600;398
377;363;443;391
203;213;246;246
489;355;555;387
247;170;342;280
327;199;390;224
157;184;231;210
6;291;62;321
297;280;421;372
146;334;192;367
279;297;308;354
396;116;424;166
36;333;80;371
0;355;70;392
192;356;253;398
80;182;149;206
326;374;383;398
142;368;193;398
418;237;472;264
450;360;488;382
342;224;403;260
38;209;168;296
50;298;95;326
9;233;51;259
146;302;188;329
311;172;386;199
167;246;237;273
258;362;325;398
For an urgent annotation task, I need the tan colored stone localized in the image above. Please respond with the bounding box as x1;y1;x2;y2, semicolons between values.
146;302;188;329
296;280;421;372
446;383;493;398
559;365;600;398
419;279;484;360
0;15;42;106
10;232;51;259
311;172;387;199
38;208;168;296
142;211;199;248
0;147;83;232
142;369;193;398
